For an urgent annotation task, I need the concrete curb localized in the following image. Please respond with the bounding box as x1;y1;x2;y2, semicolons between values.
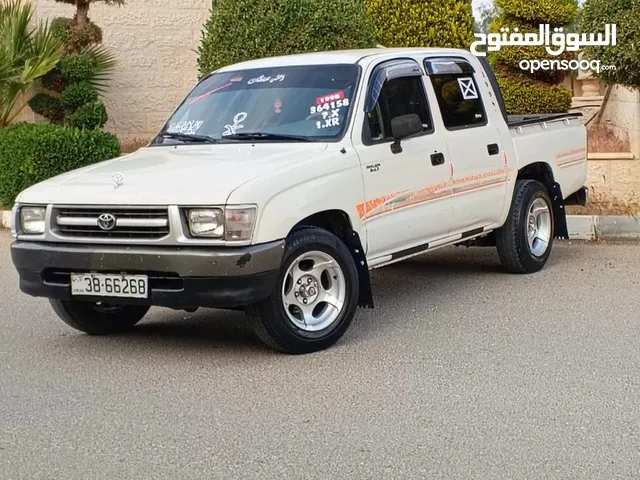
1;210;638;240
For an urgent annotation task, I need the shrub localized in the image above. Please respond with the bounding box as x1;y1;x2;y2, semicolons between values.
41;68;66;93
579;0;640;90
363;0;475;49
495;0;577;24
60;80;98;112
53;0;125;27
27;93;65;122
488;0;578;113
0;123;121;207
51;17;74;45
197;0;377;76
66;101;108;129
60;52;97;83
66;20;103;52
495;68;573;114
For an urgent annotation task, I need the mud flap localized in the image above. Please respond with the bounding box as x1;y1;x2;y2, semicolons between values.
551;182;569;239
343;231;374;308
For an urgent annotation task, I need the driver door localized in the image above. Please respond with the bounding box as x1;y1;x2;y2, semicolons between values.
353;59;455;260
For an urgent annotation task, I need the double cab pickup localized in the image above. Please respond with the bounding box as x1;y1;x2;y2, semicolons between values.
10;48;588;354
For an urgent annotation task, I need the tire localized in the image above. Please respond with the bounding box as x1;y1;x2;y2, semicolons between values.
49;299;150;335
495;179;555;274
246;227;360;354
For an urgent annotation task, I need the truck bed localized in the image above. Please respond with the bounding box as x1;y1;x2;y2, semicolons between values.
508;113;588;201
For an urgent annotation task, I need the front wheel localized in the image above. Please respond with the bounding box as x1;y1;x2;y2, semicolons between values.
50;299;150;335
495;179;555;274
246;227;360;354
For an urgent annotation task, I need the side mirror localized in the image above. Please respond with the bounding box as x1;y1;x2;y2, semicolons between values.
390;114;423;154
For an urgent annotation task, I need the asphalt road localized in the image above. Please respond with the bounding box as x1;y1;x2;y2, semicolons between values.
1;230;640;479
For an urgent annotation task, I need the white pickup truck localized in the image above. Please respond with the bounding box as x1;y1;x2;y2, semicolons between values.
10;47;588;354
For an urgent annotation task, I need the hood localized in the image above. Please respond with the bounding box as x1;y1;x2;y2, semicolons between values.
17;142;329;205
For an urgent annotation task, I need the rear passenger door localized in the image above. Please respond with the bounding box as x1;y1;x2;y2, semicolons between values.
352;58;455;260
423;57;508;234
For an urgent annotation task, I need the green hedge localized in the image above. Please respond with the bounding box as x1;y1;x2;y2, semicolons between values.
495;0;578;24
197;0;377;76
67;101;108;130
60;81;98;112
495;68;573;114
0;123;120;207
28;93;65;123
59;52;97;83
488;0;577;114
579;0;640;89
364;0;475;49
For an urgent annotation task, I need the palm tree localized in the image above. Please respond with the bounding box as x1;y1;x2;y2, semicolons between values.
0;0;64;126
54;0;125;26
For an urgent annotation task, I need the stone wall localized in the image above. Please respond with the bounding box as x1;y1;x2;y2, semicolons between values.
28;0;211;147
599;85;640;157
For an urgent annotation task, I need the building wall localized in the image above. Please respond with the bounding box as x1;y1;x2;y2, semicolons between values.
30;0;211;147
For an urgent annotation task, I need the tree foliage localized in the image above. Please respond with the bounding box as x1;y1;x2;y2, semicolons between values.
363;0;475;49
579;0;640;90
197;0;377;76
0;0;64;126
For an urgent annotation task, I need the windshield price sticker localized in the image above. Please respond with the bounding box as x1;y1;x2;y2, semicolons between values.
316;108;341;130
167;120;203;135
310;97;349;115
316;91;345;105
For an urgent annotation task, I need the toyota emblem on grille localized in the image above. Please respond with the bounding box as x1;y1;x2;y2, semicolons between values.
97;213;117;231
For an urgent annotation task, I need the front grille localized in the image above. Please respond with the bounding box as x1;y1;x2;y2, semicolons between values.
52;207;170;239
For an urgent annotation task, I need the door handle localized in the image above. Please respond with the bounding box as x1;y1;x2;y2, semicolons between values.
431;152;445;166
487;143;500;155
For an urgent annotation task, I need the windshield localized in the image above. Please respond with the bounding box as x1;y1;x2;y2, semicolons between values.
153;64;360;144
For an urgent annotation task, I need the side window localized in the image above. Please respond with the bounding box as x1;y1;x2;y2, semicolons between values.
366;76;433;142
430;73;486;130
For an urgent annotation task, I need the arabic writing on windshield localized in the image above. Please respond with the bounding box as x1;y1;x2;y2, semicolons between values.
158;64;359;142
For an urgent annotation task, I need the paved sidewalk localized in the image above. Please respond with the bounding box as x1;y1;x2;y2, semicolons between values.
2;230;640;479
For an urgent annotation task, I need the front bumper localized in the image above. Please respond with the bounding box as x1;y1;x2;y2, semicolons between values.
10;239;285;309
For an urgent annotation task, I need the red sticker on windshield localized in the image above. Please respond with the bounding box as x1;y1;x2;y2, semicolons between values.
316;91;345;105
189;82;233;105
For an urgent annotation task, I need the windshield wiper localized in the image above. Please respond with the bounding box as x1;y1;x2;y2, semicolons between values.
160;132;218;144
223;132;315;142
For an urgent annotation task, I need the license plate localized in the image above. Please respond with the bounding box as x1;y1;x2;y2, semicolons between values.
70;273;149;299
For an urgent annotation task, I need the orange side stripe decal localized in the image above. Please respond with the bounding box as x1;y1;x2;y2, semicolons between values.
356;167;512;222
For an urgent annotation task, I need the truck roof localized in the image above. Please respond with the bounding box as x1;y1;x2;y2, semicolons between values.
214;47;474;73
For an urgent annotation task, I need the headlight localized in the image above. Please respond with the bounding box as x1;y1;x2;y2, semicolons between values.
188;208;224;237
186;206;257;241
225;206;256;241
20;206;46;234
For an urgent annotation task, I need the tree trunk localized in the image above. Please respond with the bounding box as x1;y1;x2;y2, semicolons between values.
76;1;90;25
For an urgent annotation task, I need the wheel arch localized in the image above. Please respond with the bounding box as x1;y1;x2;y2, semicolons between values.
516;162;569;239
291;209;374;308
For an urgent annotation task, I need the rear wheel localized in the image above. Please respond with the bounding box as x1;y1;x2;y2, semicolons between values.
246;227;359;354
50;299;150;335
496;179;554;273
